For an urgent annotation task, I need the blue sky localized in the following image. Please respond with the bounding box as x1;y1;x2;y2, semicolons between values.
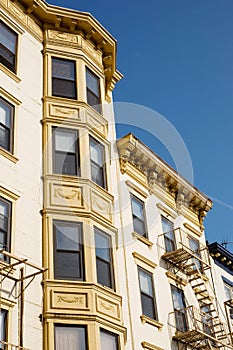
49;0;233;250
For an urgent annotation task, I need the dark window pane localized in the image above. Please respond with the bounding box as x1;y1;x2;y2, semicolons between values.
52;58;76;99
55;252;81;280
91;163;104;187
141;293;156;319
133;216;145;236
0;97;13;152
96;258;112;288
0;21;17;73
55;152;77;175
55;224;80;251
175;310;188;332
87;90;101;113
55;325;86;350
0;125;10;150
95;232;110;261
86;68;101;113
0;309;7;349
100;329;118;350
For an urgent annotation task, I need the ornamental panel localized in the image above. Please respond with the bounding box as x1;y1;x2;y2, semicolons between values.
51;291;88;310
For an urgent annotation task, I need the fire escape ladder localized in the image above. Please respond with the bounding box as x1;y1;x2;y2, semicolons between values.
188;261;230;347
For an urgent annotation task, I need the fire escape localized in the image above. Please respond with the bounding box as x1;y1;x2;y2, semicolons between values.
158;228;233;350
0;250;44;350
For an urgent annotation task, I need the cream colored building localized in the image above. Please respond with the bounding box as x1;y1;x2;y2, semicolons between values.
1;1;233;350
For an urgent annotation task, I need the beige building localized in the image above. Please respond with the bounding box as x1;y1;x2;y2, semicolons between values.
1;1;233;350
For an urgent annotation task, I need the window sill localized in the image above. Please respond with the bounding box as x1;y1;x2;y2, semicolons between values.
0;63;21;83
132;232;153;249
140;315;163;330
141;341;165;350
0;148;19;163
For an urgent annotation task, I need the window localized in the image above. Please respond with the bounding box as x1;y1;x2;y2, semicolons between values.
138;267;157;320
53;127;79;176
223;279;233;319
161;216;175;252
131;196;146;237
55;325;86;350
100;329;118;350
0;197;11;259
0;309;7;349
89;136;106;189
52;58;76;99
189;236;202;271
95;228;114;289
53;221;84;280
0;21;17;73
0;97;14;153
171;285;188;332
86;68;101;113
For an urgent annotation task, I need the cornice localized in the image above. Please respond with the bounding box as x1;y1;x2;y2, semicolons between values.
117;134;212;231
14;0;123;89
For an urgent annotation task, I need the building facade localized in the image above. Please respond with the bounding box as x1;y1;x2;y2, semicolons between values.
0;0;233;350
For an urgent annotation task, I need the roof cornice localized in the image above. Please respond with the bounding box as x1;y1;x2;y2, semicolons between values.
117;134;212;230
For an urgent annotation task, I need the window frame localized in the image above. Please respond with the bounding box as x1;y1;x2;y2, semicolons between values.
100;328;119;350
131;195;147;237
0;20;18;74
171;285;188;333
0;196;12;259
53;220;84;281
89;136;107;189
52;127;79;176
161;215;176;252
94;227;115;290
0;309;8;349
54;324;87;350
0;96;14;154
138;266;158;321
52;57;77;100
86;67;101;114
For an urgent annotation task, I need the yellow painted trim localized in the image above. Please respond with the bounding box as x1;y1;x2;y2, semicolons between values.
126;180;149;199
0;88;22;105
132;232;153;249
183;222;202;237
156;202;176;219
141;341;165;350
0;63;21;83
166;271;188;287
0;186;20;202
132;252;157;270
140;315;163;330
0;148;19;163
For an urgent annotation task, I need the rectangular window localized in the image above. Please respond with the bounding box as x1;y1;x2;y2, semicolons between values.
0;20;17;73
171;285;188;332
131;196;146;236
0;197;11;259
0;309;7;349
89;136;106;189
86;68;101;113
161;216;175;252
55;325;86;350
138;267;157;320
53;127;79;176
0;97;14;153
224;280;233;319
53;221;84;281
189;236;202;270
52;58;77;99
95;228;114;289
100;329;118;350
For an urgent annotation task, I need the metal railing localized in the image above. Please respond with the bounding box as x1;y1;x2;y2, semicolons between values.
169;305;230;346
0;340;30;350
157;228;210;270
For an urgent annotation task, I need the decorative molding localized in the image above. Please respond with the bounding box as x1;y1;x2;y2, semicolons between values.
96;295;120;320
91;190;112;222
126;180;149;199
0;186;20;202
117;134;212;230
50;104;80;119
141;342;165;350
0;88;22;105
0;63;21;83
166;271;187;287
51;184;83;208
0;148;19;164
132;232;153;249
183;222;202;237
140;315;163;330
52;292;87;310
132;252;157;270
156;203;176;219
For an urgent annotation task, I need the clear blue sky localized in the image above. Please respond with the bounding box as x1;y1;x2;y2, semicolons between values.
49;0;233;251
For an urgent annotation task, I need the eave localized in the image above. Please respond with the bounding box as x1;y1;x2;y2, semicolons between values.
117;134;212;229
208;242;233;274
15;0;123;87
